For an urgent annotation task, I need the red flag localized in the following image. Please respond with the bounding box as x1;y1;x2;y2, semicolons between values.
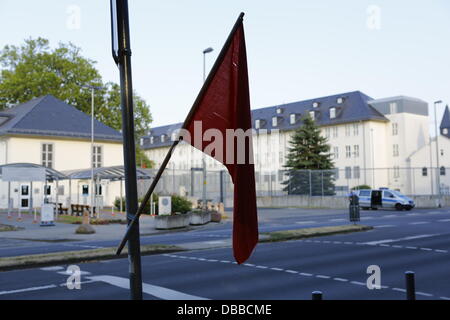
183;13;258;264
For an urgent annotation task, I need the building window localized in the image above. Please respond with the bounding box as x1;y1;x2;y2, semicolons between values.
440;167;446;176
337;97;344;104
345;167;352;179
329;108;336;119
345;146;351;158
42;143;54;168
345;125;351;136
393;144;399;157
393;166;400;178
353;166;360;179
333;147;339;159
272;117;278;127
332;127;338;138
309;111;315;120
313;102;319;108
150;137;154;144
353;124;359;136
276;108;283;114
324;127;331;138
290;114;296;124
353;145;360;158
334;168;340;180
422;167;428;176
255;120;261;129
441;149;444;156
389;102;398;114
392;123;398;135
444;128;449;135
93;145;102;168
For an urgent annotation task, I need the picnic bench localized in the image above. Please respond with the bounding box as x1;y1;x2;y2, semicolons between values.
70;204;97;216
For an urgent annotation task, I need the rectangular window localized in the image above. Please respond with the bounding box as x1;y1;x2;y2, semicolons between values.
345;167;352;179
42;143;54;168
333;146;339;159
334;168;340;180
345;146;351;158
393;166;400;178
290;114;296;125
392;123;398;135
255;120;260;129
345;125;351;136
329;108;336;119
309;111;315;120
393;144;399;157
324;127;331;138
332;127;338;138
389;102;398;114
93;145;103;168
422;167;428;176
353;145;360;158
353;124;359;136
272;117;278;127
353;166;360;179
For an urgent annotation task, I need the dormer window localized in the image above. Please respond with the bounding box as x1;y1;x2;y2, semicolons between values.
329;107;336;119
140;138;145;146
313;102;320;108
309;111;315;120
290;114;297;125
255;120;261;129
444;128;449;135
150;137;154;144
337;97;344;104
161;135;167;143
276;108;284;114
272;117;278;127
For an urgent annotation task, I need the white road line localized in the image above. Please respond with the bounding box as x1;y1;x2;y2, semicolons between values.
220;260;231;263
0;284;57;295
435;249;448;253
271;267;284;271
405;246;418;250
334;278;348;282
409;222;429;225
244;263;255;267
255;265;268;269
295;221;316;225
40;266;64;271
363;234;439;245
316;275;330;279
440;296;450;300
438;219;450;222
384;215;397;218
416;291;433;297
392;288;406;293
87;275;208;300
391;245;403;249
285;270;298;274
361;217;374;220
350;281;366;286
330;219;346;222
299;272;313;277
57;270;91;276
376;225;396;228
420;248;433;251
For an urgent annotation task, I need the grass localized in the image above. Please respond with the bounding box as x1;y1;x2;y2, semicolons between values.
56;215;127;225
0;244;184;271
261;225;373;243
0;224;23;232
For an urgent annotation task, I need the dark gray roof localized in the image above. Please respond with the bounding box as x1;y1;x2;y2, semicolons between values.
0;95;122;142
63;166;152;181
141;91;387;150
0;163;68;181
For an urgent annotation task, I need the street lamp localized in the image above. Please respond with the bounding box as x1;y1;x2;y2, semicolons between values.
434;100;443;206
81;84;103;218
202;47;213;210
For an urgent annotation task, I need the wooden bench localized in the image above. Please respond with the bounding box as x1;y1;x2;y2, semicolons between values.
70;204;96;216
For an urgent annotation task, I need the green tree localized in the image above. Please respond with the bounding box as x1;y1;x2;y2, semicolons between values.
0;37;152;144
282;115;335;195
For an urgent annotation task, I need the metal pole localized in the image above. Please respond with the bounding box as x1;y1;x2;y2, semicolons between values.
116;0;143;300
371;128;375;188
7;181;11;219
434;101;442;206
91;87;95;218
405;271;416;300
201;48;212;210
429;136;434;196
312;291;323;300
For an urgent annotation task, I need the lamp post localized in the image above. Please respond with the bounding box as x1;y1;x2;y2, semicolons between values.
434;100;443;206
202;47;213;210
81;84;103;218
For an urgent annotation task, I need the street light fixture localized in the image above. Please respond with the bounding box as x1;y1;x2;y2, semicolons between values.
434;100;443;206
202;47;213;210
81;84;103;219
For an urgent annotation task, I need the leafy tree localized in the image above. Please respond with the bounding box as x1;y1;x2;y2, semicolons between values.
282;115;335;195
0;38;153;155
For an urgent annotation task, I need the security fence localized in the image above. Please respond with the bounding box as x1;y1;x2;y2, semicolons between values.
137;166;450;203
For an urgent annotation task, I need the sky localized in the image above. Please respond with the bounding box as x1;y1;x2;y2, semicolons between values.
0;0;449;134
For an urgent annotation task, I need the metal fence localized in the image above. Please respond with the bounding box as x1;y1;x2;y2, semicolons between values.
137;167;450;203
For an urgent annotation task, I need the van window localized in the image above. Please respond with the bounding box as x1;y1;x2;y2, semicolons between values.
359;190;370;197
383;191;395;198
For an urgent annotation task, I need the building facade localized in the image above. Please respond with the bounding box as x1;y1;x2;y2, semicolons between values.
141;91;448;197
0;95;124;209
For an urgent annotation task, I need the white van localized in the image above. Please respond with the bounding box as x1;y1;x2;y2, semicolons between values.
355;188;415;211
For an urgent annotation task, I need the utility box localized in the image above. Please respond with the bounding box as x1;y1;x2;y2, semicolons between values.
158;196;172;215
40;204;55;226
349;193;360;223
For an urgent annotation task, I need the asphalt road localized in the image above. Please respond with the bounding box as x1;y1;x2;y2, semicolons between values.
1;207;450;300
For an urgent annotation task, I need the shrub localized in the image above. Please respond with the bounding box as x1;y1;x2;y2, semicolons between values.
171;195;192;214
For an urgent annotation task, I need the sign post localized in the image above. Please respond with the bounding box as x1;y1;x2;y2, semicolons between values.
110;0;143;300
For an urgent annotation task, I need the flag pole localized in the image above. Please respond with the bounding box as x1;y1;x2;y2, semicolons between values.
116;12;246;255
115;0;143;300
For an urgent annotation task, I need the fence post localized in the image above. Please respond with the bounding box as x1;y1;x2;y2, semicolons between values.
312;291;323;300
405;271;416;300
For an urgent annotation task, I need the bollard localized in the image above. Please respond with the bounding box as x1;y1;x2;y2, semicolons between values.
312;291;323;300
33;208;38;224
405;271;416;300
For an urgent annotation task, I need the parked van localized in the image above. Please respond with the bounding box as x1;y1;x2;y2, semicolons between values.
355;188;415;211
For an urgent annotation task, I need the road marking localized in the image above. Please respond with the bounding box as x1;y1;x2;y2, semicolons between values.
63;244;104;249
316;275;330;279
362;234;439;245
420;248;433;251
271;267;284;271
438;219;450;222
40;266;64;271
220;260;231;264
88;275;208;300
435;249;448;253
391;245;403;249
376;225;396;228
361;217;374;220
392;288;406;293
299;272;313;277
405;246;418;250
384;215;397;218
440;296;450;300
416;291;433;297
244;263;255;267
57;270;91;276
0;284;57;295
330;219;346;222
295;221;316;225
285;270;298;274
256;265;268;269
334;278;348;282
350;281;366;286
409;222;429;225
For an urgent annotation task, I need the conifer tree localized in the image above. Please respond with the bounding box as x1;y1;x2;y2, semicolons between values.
282;115;335;195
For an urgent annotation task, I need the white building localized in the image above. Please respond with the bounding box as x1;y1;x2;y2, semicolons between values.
141;91;449;197
0;95;125;210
